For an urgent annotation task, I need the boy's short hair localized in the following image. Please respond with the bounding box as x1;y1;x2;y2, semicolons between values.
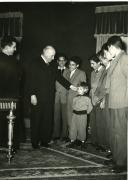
88;54;100;63
79;81;88;89
55;53;68;61
70;56;82;65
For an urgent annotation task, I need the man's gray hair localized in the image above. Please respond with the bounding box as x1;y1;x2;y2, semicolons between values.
43;45;55;53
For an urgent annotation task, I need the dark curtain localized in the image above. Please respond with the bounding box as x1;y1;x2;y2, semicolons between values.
95;11;128;34
94;5;128;52
0;12;23;43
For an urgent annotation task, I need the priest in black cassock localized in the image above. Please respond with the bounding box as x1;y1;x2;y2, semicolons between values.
0;36;22;151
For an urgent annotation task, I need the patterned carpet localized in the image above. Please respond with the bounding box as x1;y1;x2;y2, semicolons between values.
0;142;127;180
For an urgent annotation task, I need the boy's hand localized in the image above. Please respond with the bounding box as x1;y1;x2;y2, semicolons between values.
70;85;78;91
100;98;105;109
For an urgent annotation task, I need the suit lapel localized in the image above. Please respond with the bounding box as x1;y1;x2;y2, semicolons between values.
64;68;70;81
70;69;79;82
107;51;124;78
105;51;124;90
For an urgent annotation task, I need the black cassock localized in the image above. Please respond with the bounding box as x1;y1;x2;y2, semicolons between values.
0;52;22;149
25;57;71;146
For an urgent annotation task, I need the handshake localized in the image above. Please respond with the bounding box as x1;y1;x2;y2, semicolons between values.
70;85;78;91
31;85;78;106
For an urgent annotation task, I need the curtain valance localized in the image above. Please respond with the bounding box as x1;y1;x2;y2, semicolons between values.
95;4;128;13
95;9;128;35
0;12;23;39
94;5;128;53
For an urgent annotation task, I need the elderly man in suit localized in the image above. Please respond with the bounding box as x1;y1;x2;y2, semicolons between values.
25;46;77;149
105;36;128;172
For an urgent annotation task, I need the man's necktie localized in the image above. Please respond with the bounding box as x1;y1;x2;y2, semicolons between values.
61;69;64;75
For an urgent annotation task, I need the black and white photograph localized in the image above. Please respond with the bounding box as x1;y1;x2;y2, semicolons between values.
0;0;127;179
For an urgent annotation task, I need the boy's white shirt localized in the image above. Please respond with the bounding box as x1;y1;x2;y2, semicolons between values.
70;69;76;78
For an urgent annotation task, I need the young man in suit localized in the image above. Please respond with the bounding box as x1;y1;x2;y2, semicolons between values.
66;56;87;137
104;36;128;172
52;53;69;142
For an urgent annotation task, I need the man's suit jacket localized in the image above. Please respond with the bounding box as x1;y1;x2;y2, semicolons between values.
65;68;87;112
55;68;70;104
65;68;87;99
90;67;104;105
55;68;69;95
105;51;128;109
0;52;21;98
94;67;109;103
65;68;87;126
25;57;71;106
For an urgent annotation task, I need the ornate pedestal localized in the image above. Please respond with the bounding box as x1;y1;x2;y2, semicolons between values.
0;99;17;164
7;103;16;164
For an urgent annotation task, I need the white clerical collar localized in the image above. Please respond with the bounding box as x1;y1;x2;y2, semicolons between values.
41;55;49;64
58;66;66;70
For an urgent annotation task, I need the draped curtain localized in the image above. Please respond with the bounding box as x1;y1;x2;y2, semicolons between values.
0;12;23;40
0;12;23;59
94;5;128;53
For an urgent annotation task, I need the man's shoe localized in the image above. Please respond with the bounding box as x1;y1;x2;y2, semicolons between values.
41;142;51;148
106;148;111;153
32;144;40;149
81;142;87;149
52;137;59;141
96;145;106;152
96;145;102;150
75;140;82;146
104;158;114;165
106;152;112;159
66;141;76;148
49;140;55;145
61;137;70;143
111;165;127;173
